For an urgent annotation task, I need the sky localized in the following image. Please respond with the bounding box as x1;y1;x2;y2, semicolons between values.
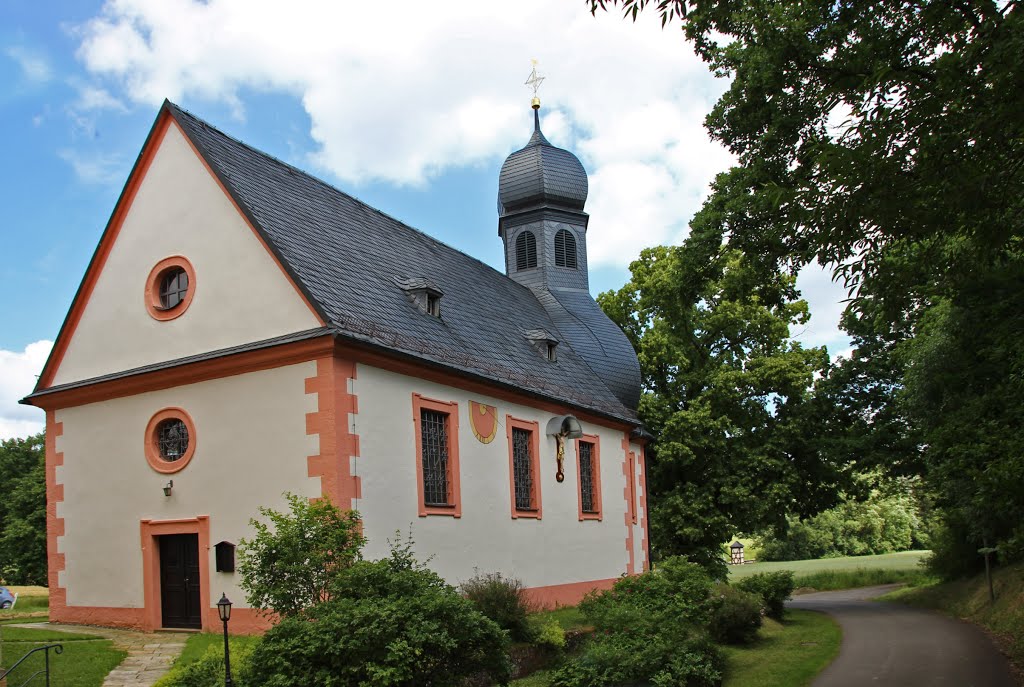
0;0;850;440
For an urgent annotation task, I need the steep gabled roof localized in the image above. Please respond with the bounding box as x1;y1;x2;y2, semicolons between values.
164;102;637;422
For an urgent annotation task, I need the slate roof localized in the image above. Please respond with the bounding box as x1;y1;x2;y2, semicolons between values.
498;109;588;215
166;102;638;423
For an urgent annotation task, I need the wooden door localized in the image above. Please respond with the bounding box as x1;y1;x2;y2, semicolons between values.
159;533;201;629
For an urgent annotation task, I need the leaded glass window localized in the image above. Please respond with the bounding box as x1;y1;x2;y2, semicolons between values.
554;229;577;268
512;427;534;510
157;419;189;461
159;268;189;309
420;409;450;506
515;231;537;270
580;441;596;513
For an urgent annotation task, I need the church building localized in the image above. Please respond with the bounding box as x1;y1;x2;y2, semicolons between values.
23;97;649;633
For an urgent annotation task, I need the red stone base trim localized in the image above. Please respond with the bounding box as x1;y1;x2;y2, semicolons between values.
524;577;618;609
49;605;273;635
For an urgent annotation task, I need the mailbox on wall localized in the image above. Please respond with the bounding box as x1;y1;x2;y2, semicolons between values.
215;541;236;573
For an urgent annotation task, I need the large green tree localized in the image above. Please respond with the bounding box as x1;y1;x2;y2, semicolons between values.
599;238;835;572
591;0;1024;565
0;433;47;585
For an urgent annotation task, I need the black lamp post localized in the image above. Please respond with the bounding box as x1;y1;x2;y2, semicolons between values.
217;593;233;686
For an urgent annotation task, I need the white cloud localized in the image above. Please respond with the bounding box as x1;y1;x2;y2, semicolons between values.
71;1;847;349
74;0;732;266
0;341;52;440
5;45;53;83
58;148;126;185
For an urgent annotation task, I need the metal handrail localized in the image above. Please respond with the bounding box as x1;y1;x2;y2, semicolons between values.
0;643;63;687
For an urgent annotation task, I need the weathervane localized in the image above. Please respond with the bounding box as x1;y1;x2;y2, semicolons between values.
525;59;545;110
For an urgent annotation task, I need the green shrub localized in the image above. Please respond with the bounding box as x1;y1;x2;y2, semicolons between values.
552;557;724;687
736;571;795;620
460;571;534;642
246;537;511;686
707;583;763;644
238;492;365;618
551;607;723;687
530;616;567;651
153;643;255;687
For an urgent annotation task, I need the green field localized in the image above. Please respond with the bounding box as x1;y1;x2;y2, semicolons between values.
728;550;929;580
0;626;126;687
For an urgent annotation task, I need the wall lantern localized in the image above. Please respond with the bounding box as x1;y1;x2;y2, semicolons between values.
215;541;236;573
163;480;174;497
546;415;583;483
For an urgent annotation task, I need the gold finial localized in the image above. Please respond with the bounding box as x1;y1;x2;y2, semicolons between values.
525;59;544;110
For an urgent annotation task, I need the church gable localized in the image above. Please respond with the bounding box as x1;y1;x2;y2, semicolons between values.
44;113;323;388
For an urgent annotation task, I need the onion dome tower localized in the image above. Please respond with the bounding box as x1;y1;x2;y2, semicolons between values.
498;78;641;410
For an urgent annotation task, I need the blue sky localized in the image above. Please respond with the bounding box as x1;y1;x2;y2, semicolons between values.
0;0;850;439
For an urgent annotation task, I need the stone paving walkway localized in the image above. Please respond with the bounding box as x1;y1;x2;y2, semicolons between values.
7;622;188;687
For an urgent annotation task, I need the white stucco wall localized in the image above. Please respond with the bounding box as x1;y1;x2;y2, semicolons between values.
354;365;647;589
54;361;318;610
52;122;321;387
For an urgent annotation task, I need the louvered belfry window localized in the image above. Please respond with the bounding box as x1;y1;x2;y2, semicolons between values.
512;427;534;510
515;231;538;270
420;409;450;506
554;229;577;269
579;441;596;513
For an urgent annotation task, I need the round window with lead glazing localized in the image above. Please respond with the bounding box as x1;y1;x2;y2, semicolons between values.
145;408;197;473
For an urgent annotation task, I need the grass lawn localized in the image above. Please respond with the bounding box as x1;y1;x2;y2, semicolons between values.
0;586;50;624
729;550;930;581
720;609;841;687
0;625;126;687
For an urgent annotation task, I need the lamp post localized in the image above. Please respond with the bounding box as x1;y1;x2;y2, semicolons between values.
217;593;233;686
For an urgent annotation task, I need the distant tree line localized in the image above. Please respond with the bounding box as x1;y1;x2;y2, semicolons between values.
0;433;46;585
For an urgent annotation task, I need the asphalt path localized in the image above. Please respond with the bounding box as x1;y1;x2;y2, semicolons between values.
787;584;1018;687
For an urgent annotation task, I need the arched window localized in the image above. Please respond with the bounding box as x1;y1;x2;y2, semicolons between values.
515;231;537;270
554;229;578;269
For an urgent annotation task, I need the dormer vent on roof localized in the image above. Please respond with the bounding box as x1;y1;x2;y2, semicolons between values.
524;328;559;362
498;107;588;216
395;277;443;318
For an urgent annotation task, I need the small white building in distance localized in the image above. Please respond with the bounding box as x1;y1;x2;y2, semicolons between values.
24;99;649;633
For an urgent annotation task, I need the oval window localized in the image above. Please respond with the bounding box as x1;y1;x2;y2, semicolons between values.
145;408;197;473
146;256;195;321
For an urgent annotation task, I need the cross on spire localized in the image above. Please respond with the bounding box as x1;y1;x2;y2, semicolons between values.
525;59;545;109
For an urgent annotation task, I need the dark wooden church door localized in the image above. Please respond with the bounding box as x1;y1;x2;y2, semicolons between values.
159;534;201;629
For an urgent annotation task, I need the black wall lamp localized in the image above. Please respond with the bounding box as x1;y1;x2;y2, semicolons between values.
163;480;174;497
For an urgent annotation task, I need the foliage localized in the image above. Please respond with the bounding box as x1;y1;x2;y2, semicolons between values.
708;583;763;644
590;0;1024;573
237;492;365;618
598;243;835;575
153;642;256;687
756;483;928;561
246;536;511;687
719;610;842;687
461;571;535;642
551;557;724;686
529;616;567;652
0;433;46;586
734;571;794;620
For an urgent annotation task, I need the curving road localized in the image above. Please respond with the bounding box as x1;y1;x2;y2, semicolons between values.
787;585;1018;687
